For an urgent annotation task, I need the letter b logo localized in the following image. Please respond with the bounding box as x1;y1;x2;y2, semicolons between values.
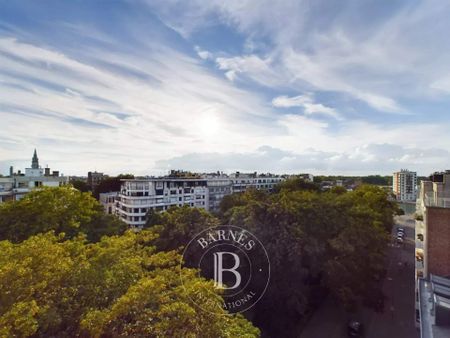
213;252;241;290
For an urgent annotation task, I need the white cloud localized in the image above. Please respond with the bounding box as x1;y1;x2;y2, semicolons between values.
272;94;340;118
3;2;450;176
0;37;277;175
147;0;450;113
194;46;212;60
215;54;282;86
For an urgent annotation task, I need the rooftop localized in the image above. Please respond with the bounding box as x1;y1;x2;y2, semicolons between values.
419;275;450;338
424;193;450;209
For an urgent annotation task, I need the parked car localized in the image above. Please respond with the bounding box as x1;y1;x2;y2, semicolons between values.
347;320;363;337
396;236;404;244
397;231;405;238
397;227;405;233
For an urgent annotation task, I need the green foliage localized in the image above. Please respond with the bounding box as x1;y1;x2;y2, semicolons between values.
313;175;391;186
145;205;220;252
361;175;392;186
0;231;259;337
93;174;134;198
0;186;126;242
273;177;320;193
221;184;396;337
70;179;90;192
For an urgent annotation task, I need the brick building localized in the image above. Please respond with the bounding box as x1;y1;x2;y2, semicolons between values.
415;171;450;327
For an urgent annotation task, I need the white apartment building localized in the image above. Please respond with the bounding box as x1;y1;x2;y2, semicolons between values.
0;150;68;203
116;178;209;227
393;169;417;201
106;172;285;228
229;172;284;193
205;175;233;212
99;191;118;215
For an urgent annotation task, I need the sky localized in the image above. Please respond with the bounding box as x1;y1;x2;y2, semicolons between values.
1;0;450;176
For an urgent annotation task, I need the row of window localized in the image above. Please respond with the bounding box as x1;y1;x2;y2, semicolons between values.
120;200;207;214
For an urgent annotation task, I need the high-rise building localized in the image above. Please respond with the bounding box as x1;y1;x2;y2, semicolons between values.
393;169;417;201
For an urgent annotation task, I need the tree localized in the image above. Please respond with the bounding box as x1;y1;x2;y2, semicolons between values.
273;177;320;193
0;186;126;242
70;179;90;192
145;205;220;252
93;174;134;199
0;230;259;337
221;184;397;337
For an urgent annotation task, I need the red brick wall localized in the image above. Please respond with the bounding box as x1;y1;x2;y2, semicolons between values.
427;207;450;277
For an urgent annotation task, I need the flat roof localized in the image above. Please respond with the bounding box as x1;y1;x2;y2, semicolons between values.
120;178;207;182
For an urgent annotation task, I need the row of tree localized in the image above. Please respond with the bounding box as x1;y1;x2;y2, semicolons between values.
0;179;401;337
0;187;258;337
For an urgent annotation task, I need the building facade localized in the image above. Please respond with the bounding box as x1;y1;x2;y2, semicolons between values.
115;178;209;227
0;150;68;203
229;172;284;193
393;169;417;201
104;172;285;227
99;191;118;215
87;171;104;190
415;171;450;328
205;176;233;212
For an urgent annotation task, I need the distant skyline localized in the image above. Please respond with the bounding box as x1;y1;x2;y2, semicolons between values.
1;1;450;176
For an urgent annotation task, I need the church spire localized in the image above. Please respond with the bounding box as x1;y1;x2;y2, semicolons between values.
32;149;39;169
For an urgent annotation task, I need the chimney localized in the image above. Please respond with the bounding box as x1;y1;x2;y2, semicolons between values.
52;171;59;177
9;166;13;177
45;168;50;176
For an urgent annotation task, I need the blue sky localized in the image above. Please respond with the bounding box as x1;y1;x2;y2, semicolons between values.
1;0;450;176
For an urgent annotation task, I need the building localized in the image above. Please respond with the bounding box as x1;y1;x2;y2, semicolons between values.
0;150;68;203
417;274;450;337
101;171;285;227
229;172;284;193
393;169;417;201
99;191;118;215
87;171;104;190
204;174;233;212
115;178;209;227
415;171;450;328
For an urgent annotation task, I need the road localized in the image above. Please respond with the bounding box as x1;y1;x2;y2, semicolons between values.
365;214;418;338
299;214;419;338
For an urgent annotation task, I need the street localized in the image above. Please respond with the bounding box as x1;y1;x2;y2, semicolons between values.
300;214;419;338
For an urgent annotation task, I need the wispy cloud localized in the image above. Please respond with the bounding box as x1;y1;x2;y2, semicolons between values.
1;1;450;175
272;93;340;119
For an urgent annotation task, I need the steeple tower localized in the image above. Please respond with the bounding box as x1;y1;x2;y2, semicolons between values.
32;149;39;169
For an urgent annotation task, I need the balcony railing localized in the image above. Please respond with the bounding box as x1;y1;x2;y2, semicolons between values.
424;193;450;208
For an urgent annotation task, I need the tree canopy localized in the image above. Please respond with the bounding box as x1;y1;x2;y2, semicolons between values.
0;186;126;242
0;180;400;337
0;230;259;337
218;182;399;337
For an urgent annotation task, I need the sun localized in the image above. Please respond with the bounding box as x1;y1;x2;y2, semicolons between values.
199;113;220;136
